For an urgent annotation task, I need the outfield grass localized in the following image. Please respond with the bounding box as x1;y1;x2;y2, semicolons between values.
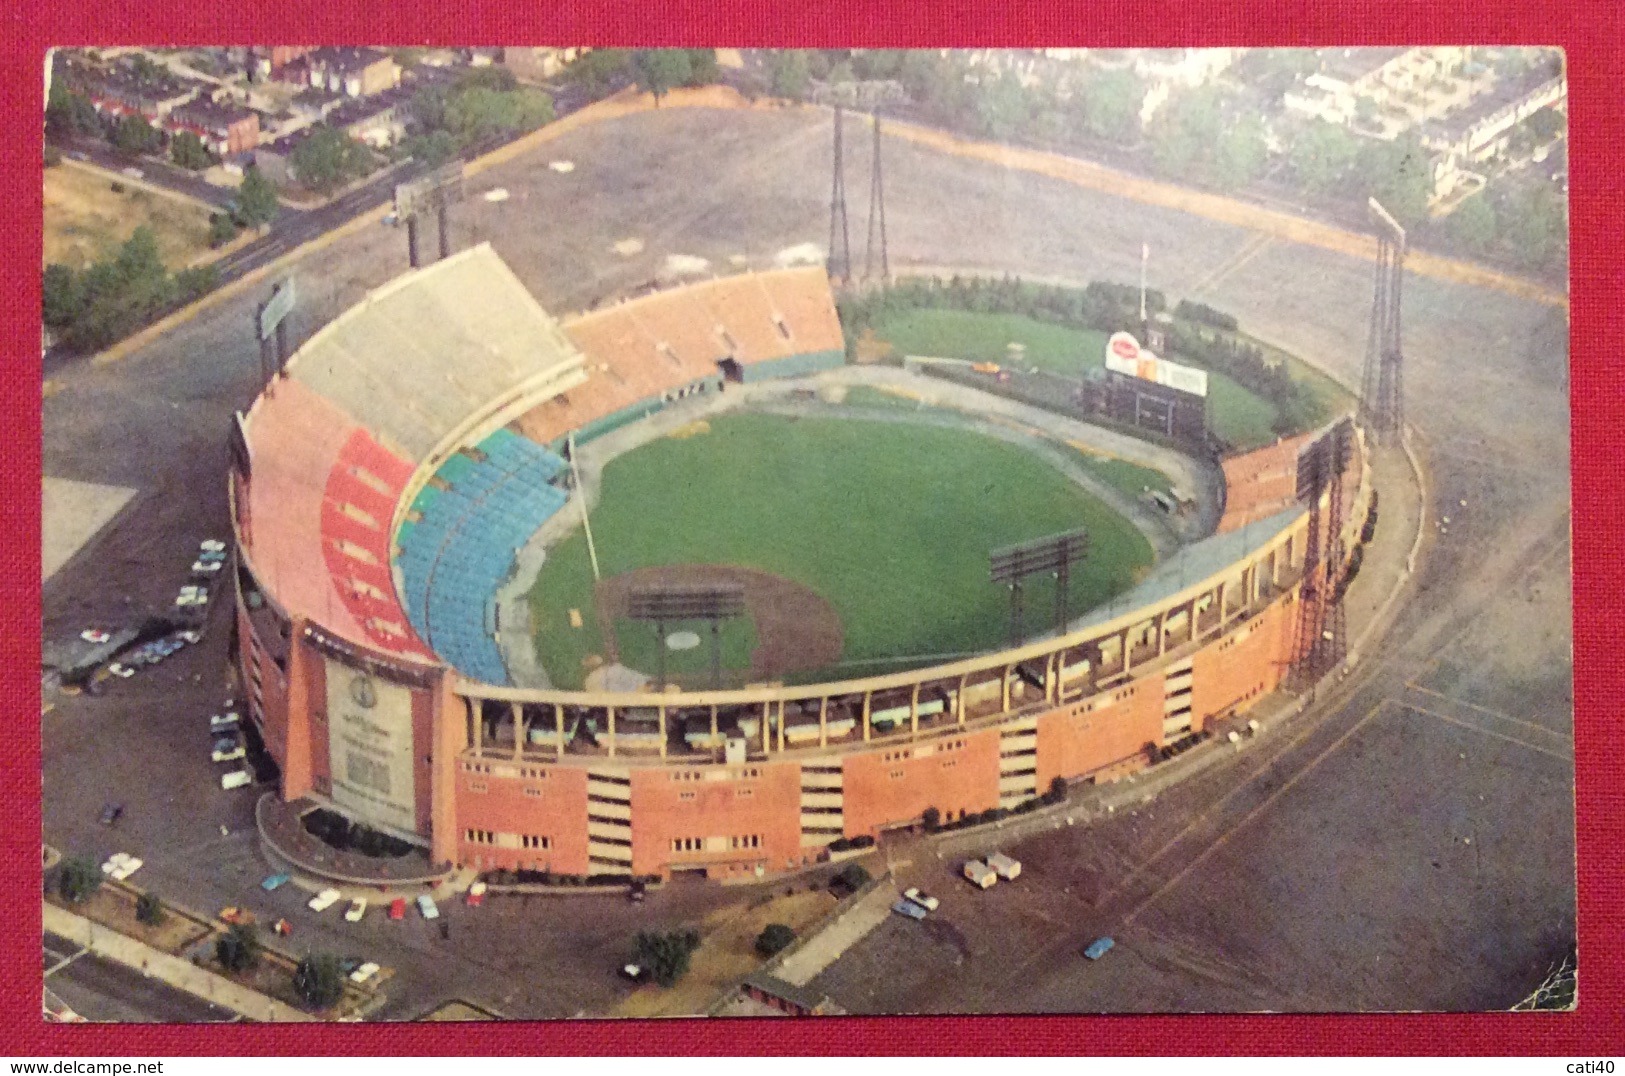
529;413;1153;687
1067;450;1175;501
870;308;1283;450
874;309;1111;374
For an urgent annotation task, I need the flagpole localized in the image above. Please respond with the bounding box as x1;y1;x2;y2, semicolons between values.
1139;241;1149;327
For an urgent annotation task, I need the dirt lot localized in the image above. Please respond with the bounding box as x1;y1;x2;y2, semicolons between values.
44;161;215;271
612;886;837;1017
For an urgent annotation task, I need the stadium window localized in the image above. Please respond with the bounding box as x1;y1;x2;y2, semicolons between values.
737;788;753;798
889;769;904;780
679;791;695;801
469;781;487;793
522;835;549;850
524;787;542;798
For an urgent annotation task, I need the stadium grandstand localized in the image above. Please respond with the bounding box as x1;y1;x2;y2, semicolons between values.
231;245;1369;884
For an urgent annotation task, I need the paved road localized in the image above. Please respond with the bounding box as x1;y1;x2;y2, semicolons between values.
41;103;1571;1018
45;933;237;1023
53;134;245;212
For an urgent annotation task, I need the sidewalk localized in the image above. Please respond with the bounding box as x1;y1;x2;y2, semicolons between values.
43;902;315;1023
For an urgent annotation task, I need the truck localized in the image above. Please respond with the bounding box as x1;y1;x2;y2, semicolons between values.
891;898;928;920
987;852;1022;881
962;859;997;889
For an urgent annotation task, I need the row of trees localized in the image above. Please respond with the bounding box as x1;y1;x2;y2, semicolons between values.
400;66;556;167
46;82;221;172
54;858;346;1010
42;226;217;353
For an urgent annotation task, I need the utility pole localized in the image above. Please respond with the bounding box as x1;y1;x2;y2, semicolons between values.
828;105;851;282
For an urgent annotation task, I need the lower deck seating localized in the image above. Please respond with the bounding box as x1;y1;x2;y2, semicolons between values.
394;429;572;684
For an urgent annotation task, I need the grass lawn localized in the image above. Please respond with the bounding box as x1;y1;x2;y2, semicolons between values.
874;308;1111;374
529;413;1152;687
43;162;215;271
870;308;1283;451
1067;449;1175;501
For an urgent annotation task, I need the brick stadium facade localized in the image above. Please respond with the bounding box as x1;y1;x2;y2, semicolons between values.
231;249;1369;883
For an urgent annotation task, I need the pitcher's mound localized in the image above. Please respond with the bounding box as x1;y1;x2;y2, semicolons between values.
596;564;843;684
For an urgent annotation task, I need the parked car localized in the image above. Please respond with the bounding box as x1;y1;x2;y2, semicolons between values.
179;630;202;644
345;898;368;923
99;802;124;827
307;888;342;912
620;963;646;982
192;560;224;575
464;882;486;908
627;881;646;904
102;853;143;881
962;860;997;889
260;873;291;892
80;629;111;644
108;663;135;679
272;918;293;936
220;769;252;790
1083;936;1115;961
211;743;245;763
987;852;1022;881
416;894;440;920
209;712;240;732
388;897;407;921
349;961;381;985
219;907;254;926
891;898;928;921
903;886;939;912
200;539;226;553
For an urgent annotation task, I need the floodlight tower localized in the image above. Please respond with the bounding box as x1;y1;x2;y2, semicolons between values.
828;105;852;283
864;110;889;283
1292;419;1353;680
1361;197;1407;445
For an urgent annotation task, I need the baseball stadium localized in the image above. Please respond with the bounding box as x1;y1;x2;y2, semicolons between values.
231;238;1369;885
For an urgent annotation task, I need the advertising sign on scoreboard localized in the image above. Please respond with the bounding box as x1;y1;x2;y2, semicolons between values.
325;659;417;835
1103;331;1209;399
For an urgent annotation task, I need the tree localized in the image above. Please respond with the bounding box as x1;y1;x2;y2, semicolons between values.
684;49;720;87
1524;106;1564;145
632;49;692;104
1446;194;1497;256
170;130;214;170
834;863;870;892
293;953;345;1009
921;805;941;831
565;48;630;96
632;929;702;987
233;165;279;229
444;85;554;143
1212;114;1268;190
1357;133;1433;229
136;891;166;926
113;114;162;157
215;922;260;972
1502;184;1567;273
57;857;101;904
402;129;456;167
42;264;84;328
46;83;101;138
1289;121;1360;197
975;69;1030;142
288;126;373;194
754;923;796;958
208;212;239;249
768;50;811;102
1079;68;1142;143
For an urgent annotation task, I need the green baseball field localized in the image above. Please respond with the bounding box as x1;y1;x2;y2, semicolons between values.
527;412;1154;689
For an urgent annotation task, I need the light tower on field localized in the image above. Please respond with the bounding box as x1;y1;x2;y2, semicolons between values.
828;105;852;283
1361;197;1407;444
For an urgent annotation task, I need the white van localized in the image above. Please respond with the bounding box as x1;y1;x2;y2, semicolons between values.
220;769;252;790
962;860;997;889
987;852;1022;881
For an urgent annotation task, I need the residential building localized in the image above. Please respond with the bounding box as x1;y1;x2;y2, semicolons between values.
307;47;401;98
501;47;589;83
164;100;261;157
